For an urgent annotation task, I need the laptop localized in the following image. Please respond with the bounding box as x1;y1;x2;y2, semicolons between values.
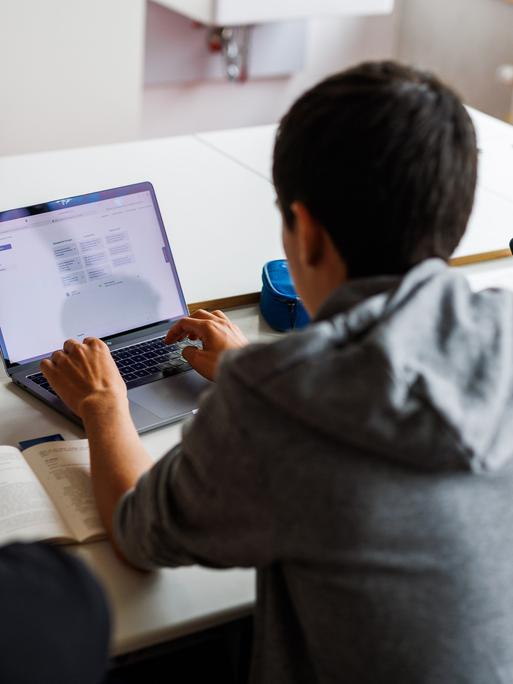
0;182;210;433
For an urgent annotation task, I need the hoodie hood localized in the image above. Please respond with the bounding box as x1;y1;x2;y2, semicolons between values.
232;259;513;473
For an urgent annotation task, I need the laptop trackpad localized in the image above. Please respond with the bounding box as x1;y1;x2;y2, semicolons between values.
128;399;162;426
128;372;210;419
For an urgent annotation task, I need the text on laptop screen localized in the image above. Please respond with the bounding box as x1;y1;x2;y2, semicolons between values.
0;186;188;365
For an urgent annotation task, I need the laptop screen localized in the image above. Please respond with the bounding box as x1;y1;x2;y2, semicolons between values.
0;183;188;367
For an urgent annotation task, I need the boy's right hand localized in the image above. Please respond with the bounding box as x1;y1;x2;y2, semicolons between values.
165;309;249;381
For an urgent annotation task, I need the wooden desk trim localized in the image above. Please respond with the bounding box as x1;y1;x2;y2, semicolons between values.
188;292;260;313
450;249;512;267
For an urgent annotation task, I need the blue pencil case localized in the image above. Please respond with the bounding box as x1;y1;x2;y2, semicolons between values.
260;259;309;332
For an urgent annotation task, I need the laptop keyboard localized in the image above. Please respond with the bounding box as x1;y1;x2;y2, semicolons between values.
27;336;199;395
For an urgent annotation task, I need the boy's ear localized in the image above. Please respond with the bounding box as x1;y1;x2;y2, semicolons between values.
290;202;324;267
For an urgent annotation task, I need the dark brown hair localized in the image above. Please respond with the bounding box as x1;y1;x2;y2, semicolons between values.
273;61;478;278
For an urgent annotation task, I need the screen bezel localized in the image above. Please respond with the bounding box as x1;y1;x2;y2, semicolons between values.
0;181;189;370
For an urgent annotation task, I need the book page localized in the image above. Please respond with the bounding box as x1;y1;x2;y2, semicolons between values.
23;440;105;543
0;446;72;544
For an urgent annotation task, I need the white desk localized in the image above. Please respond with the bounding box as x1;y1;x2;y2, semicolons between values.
0;125;286;656
198;108;513;267
0;376;256;657
0;135;283;306
3;107;512;310
0;305;276;656
2;110;513;656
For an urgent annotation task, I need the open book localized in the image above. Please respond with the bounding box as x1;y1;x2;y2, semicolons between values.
0;440;104;545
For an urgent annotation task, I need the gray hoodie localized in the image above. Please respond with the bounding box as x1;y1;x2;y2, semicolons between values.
115;258;513;683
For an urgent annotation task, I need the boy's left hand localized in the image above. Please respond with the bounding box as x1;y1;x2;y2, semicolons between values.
40;337;128;418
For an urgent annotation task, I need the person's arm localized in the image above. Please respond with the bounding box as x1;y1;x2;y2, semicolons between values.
40;310;249;559
112;362;275;570
41;337;152;551
0;542;110;684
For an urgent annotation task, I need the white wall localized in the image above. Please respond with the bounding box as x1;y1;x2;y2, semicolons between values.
398;0;513;119
0;0;398;156
0;0;145;156
2;0;512;158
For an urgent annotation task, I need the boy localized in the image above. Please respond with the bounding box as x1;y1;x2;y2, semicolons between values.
42;62;513;683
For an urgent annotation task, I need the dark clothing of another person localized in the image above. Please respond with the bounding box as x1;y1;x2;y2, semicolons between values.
0;542;110;684
116;259;513;683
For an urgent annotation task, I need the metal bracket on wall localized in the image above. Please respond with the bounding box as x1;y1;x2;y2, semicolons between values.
208;26;252;82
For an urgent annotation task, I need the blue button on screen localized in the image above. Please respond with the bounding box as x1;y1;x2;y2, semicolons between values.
0;244;12;251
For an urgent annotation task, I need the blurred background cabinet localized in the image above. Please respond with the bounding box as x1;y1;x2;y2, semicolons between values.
152;0;395;24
